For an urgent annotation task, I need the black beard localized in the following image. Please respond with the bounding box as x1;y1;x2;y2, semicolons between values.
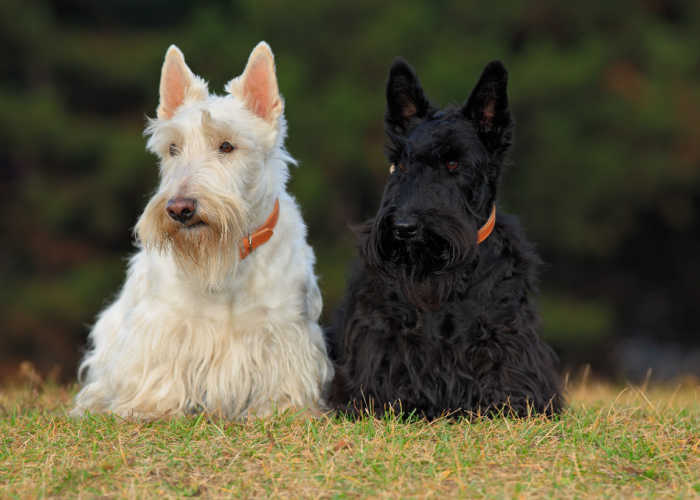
357;211;478;310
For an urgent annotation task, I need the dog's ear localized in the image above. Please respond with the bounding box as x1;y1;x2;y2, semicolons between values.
227;41;283;123
157;45;207;120
385;58;431;133
463;61;512;152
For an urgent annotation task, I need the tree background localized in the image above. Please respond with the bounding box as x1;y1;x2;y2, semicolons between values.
2;0;699;382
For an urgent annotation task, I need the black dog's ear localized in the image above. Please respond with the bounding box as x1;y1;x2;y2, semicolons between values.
385;58;431;133
463;61;512;153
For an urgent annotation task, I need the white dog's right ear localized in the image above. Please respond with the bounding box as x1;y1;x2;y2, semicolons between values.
157;45;207;120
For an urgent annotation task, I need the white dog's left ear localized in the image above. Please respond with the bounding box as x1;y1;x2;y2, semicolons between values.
227;41;283;123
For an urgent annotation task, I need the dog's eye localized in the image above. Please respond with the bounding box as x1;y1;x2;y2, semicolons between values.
219;141;235;154
169;144;179;157
447;161;458;172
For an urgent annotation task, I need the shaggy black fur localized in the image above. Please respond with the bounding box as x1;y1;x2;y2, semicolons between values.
326;59;563;419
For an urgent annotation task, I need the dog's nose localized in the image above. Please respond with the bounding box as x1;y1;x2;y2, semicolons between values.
167;197;197;223
393;218;418;240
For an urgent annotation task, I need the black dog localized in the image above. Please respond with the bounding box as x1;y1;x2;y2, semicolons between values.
326;59;562;419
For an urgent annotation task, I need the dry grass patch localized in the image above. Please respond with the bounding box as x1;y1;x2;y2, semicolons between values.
1;377;698;498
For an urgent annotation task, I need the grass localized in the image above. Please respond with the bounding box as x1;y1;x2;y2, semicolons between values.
1;375;698;499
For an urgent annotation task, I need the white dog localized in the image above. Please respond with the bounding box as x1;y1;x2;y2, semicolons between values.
73;42;333;419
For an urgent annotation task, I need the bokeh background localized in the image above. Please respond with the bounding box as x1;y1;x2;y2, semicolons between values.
2;0;699;383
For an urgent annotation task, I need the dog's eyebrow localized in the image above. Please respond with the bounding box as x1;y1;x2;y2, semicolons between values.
201;110;234;139
201;109;259;151
411;135;453;160
147;121;182;140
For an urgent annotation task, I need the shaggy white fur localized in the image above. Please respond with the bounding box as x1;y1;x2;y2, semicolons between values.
73;42;333;419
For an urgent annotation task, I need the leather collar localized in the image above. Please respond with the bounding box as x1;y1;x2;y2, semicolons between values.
477;205;496;244
239;198;280;260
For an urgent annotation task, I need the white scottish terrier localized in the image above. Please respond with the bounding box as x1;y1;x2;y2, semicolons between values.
73;42;333;419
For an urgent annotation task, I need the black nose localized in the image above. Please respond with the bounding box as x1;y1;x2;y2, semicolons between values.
167;197;197;223
393;218;418;240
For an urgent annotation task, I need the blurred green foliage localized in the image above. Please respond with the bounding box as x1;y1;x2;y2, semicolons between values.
1;0;699;379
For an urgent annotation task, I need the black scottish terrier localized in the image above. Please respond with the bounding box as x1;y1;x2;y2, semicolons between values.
326;59;563;419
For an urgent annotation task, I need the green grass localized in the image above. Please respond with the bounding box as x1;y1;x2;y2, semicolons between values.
1;378;698;498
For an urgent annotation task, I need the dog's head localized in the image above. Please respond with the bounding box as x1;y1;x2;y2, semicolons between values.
136;42;292;288
361;59;513;308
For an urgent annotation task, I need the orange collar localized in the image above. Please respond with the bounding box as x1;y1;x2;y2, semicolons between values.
239;199;280;260
477;205;496;244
